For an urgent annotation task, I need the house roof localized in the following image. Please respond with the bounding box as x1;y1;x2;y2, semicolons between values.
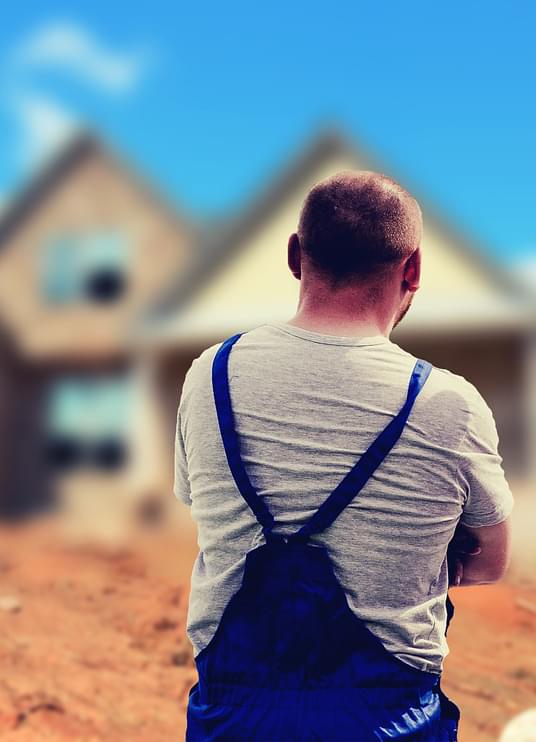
146;123;535;327
0;127;199;251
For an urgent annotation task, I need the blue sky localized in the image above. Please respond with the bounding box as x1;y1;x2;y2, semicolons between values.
0;2;534;272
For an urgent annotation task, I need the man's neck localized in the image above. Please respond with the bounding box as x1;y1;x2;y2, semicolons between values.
284;312;392;338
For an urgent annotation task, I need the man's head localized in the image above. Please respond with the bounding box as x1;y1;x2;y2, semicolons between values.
288;170;423;331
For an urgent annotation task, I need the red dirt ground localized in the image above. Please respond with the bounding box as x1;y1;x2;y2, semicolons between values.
0;508;535;742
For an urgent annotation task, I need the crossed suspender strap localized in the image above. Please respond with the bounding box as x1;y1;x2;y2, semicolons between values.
212;331;433;542
291;356;432;541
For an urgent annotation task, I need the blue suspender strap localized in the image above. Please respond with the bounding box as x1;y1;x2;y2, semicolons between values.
212;333;276;535
292;359;433;541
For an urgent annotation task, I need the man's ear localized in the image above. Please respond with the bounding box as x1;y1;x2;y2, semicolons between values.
402;247;421;292
288;232;301;280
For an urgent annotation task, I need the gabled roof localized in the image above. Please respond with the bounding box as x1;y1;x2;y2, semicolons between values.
147;123;534;323
0;127;198;251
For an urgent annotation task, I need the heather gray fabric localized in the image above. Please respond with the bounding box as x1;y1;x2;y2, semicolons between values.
174;322;514;675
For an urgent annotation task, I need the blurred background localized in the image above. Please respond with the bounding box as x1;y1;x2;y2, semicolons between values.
0;3;534;741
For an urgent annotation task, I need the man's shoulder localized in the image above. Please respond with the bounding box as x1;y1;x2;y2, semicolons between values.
429;364;487;405
419;361;495;432
184;342;222;385
385;340;483;400
183;326;270;383
383;339;489;423
428;363;476;393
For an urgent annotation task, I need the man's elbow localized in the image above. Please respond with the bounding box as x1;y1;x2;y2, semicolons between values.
457;517;513;586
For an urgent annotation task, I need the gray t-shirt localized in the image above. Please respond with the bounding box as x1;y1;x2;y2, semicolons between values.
174;322;514;675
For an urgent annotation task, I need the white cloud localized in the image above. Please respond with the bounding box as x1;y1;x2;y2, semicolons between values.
11;91;80;172
1;21;155;173
12;21;151;94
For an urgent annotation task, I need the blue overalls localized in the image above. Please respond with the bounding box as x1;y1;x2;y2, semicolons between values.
185;332;461;741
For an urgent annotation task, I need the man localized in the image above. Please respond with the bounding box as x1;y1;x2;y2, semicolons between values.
174;170;514;740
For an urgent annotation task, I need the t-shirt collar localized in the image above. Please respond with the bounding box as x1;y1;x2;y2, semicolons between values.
267;322;391;347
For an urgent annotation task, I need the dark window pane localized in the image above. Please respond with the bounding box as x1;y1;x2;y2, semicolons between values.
91;438;128;471
84;270;126;303
46;436;84;471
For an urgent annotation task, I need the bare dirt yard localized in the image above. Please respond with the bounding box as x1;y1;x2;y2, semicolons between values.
0;491;535;742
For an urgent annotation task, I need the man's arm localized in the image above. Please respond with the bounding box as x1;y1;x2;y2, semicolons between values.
449;517;513;586
173;406;192;506
448;384;515;586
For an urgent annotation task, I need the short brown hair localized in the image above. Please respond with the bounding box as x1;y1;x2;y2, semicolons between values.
297;170;422;287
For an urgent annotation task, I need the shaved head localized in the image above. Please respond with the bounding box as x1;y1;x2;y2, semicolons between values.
297;170;422;289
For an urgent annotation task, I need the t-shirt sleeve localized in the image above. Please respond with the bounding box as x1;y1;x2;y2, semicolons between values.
456;386;514;527
173;405;192;506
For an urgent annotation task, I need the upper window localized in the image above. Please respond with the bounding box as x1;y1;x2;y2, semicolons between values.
41;231;128;305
